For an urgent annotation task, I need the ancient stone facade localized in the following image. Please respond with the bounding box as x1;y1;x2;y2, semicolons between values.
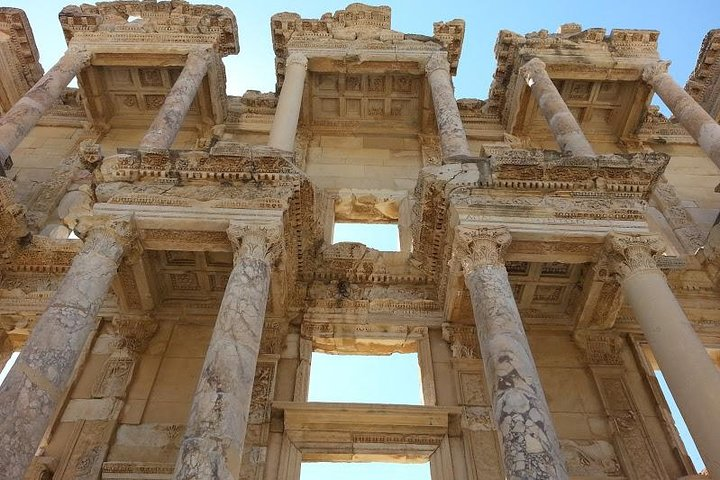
0;2;718;479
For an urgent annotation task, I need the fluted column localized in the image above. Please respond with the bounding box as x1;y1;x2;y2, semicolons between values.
268;52;308;152
0;46;91;167
643;62;720;172
0;215;136;480
519;58;595;157
425;53;472;160
455;226;568;480
605;232;720;478
174;223;281;480
139;47;213;150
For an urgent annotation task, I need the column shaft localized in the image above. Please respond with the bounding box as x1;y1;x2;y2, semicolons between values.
426;53;472;160
139;48;212;150
173;225;279;480
519;58;595;157
0;47;91;164
458;227;568;480
0;216;133;480
608;233;720;477
644;63;720;171
268;52;308;152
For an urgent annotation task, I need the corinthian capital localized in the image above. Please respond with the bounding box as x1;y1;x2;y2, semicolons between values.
518;57;547;84
454;226;512;271
227;222;283;264
425;53;451;75
285;51;308;69
75;214;139;261
641;61;671;85
603;232;665;280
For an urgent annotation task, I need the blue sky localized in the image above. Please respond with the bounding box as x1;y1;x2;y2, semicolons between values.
1;0;716;476
8;0;720;101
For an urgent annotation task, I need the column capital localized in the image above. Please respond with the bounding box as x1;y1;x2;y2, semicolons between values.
454;226;512;271
602;232;665;281
75;214;139;260
227;222;283;264
425;53;451;75
186;46;215;63
519;57;547;82
286;51;308;69
111;313;157;354
65;45;93;67
642;61;671;85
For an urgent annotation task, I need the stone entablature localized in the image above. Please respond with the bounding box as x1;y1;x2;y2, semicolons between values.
686;29;720;122
0;8;43;113
59;1;238;56
270;3;464;90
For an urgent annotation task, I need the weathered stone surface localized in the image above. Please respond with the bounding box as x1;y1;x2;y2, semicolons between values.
457;226;568;480
0;46;90;163
426;53;472;160
173;223;281;480
0;216;134;480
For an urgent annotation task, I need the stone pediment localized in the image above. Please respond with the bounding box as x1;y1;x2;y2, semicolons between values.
271;3;464;89
0;8;43;113
59;1;239;56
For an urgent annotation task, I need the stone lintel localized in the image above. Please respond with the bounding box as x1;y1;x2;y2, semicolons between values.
93;203;284;252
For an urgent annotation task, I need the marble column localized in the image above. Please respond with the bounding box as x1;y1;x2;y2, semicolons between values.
173;223;281;480
139;48;213;150
0;215;136;480
519;58;595;157
456;226;568;480
643;62;720;172
268;52;308;152
425;53;473;160
605;232;720;478
0;46;91;167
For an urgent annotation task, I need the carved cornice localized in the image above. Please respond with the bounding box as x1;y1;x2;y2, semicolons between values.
59;1;239;55
488;26;659;120
0;8;43;111
453;226;512;270
603;232;665;281
685;29;720;121
227;223;283;264
270;4;463;89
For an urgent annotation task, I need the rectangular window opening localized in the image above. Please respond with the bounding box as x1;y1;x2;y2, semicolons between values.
300;461;431;480
308;352;423;405
332;222;400;252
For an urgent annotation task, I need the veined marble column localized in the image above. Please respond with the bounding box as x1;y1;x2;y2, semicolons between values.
0;46;91;166
139;47;213;150
268;52;308;152
0;215;136;480
456;226;568;480
173;223;281;480
425;53;472;160
605;232;720;478
519;58;595;157
643;62;720;172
